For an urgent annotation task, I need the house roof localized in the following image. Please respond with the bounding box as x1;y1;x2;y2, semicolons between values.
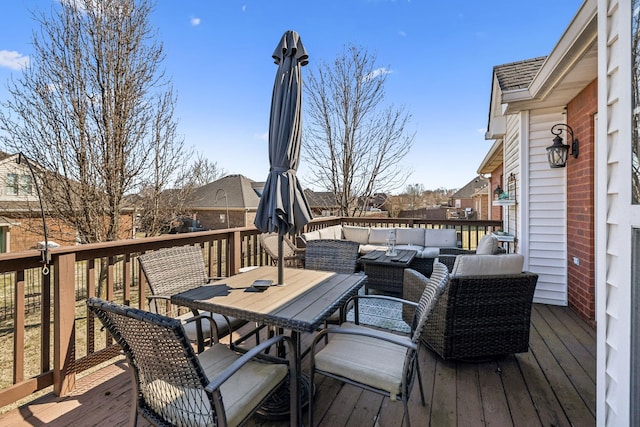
494;57;546;91
190;174;261;209
303;190;338;208
450;176;488;199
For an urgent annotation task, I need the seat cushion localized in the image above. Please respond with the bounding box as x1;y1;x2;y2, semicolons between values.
302;230;321;242
319;225;342;240
314;323;410;399
200;344;288;425
417;247;440;258
180;312;246;342
145;344;287;427
475;234;499;255
451;254;524;276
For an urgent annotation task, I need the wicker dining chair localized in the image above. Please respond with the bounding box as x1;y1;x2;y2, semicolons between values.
138;246;247;349
308;265;448;427
86;297;297;427
304;239;360;274
259;232;304;268
304;239;361;326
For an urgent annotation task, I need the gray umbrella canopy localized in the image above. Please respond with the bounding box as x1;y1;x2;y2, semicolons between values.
254;30;313;284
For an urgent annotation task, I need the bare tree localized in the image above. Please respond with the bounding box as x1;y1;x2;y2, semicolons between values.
303;45;414;216
135;152;226;237
0;0;184;243
405;183;425;209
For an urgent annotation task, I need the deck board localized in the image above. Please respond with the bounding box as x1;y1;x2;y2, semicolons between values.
0;303;596;427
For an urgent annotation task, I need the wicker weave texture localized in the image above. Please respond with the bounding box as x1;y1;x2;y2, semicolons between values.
138;246;209;296
259;233;303;267
422;272;539;360
304;239;359;274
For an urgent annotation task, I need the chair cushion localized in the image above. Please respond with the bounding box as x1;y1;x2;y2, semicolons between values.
475;234;499;255
342;225;370;244
180;312;246;342
199;344;288;426
424;229;457;248
314;323;410;400
395;228;424;246
451;254;524;276
369;228;393;245
145;344;287;427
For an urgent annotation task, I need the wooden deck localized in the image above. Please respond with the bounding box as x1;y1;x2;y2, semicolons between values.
0;303;596;426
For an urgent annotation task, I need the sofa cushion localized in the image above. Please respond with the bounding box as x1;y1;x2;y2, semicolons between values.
395;228;424;246
451;254;524;277
358;244;388;254
369;227;394;245
417;247;440;258
302;230;321;242
475;234;499;255
318;225;342;240
342;225;369;244
424;229;457;248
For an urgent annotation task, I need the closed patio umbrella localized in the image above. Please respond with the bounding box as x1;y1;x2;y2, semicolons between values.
254;30;313;285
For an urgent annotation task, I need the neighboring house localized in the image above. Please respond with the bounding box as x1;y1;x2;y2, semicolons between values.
188;174;262;229
0;152;81;252
482;0;638;424
447;175;488;219
303;190;339;217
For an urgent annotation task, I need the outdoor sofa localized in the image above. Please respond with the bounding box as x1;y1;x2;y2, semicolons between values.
298;224;460;276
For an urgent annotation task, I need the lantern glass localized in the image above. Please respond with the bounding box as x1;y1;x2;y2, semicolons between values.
546;135;570;168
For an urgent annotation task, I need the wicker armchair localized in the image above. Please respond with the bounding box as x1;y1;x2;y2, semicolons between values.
87;297;297;427
438;234;506;272
308;267;448;427
259;232;304;267
138;246;247;349
406;254;538;360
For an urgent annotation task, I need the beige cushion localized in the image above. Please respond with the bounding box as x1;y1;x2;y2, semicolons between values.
475;234;499;255
395;228;424;246
451;254;524;277
369;227;393;245
302;230;321;242
148;344;287;426
424;229;457;248
314;323;410;399
319;225;342;240
342;225;370;244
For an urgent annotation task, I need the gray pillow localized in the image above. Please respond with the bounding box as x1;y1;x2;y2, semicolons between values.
475;234;499;255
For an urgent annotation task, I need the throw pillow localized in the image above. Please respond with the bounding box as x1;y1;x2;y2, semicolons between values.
475;234;499;255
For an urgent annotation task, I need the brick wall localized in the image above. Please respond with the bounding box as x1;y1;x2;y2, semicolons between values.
566;78;597;326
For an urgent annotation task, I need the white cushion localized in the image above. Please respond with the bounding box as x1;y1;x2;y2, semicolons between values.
369;227;393;245
475;234;499;255
395;228;424;246
314;323;410;399
319;225;342;240
359;244;388;254
342;225;370;244
417;247;440;258
424;229;457;248
451;254;524;277
302;230;321;242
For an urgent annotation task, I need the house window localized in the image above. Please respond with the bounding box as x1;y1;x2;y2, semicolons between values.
633;0;640;203
6;173;33;196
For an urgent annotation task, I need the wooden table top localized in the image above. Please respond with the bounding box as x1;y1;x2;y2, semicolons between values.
358;249;417;267
171;266;366;333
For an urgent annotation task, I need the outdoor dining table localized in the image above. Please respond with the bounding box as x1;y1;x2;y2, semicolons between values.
170;265;367;424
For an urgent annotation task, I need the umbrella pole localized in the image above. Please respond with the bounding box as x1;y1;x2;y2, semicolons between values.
278;232;284;285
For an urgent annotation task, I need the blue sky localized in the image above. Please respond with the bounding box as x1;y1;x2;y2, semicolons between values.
0;0;585;191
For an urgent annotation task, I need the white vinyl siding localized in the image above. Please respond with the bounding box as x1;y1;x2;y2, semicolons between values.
597;0;638;425
503;115;520;238
528;108;568;305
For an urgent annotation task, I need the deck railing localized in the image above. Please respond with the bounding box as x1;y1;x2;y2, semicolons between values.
0;216;501;410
